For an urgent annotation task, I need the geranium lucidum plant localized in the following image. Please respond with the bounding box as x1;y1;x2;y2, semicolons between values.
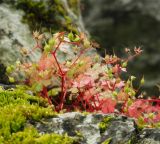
7;31;160;127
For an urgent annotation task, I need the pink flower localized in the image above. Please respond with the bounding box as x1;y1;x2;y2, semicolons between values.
115;81;125;89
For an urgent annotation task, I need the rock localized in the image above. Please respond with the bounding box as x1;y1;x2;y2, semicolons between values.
99;115;137;144
0;3;40;66
33;112;138;144
0;1;96;67
34;112;102;144
138;128;160;144
32;112;160;143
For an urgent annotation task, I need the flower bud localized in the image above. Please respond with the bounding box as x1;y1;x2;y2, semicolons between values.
140;76;145;85
9;77;15;83
44;44;52;53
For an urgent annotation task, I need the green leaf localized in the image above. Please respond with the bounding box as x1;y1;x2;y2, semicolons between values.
44;44;52;53
16;60;21;66
0;86;4;91
32;83;43;92
131;76;136;81
48;38;55;46
124;87;129;93
6;65;15;74
68;32;74;41
9;77;15;83
122;61;128;67
140;76;145;85
48;88;61;97
83;39;90;49
102;137;112;144
137;116;145;129
113;91;118;97
73;35;80;42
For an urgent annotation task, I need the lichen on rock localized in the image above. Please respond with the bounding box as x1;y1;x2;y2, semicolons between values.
0;3;40;66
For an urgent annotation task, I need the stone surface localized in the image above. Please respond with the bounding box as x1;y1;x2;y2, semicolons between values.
33;112;136;144
34;112;103;144
0;4;40;66
138;128;160;144
99;115;137;144
32;112;160;144
0;1;96;66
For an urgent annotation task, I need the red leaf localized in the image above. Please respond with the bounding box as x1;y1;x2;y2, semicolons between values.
38;54;55;71
128;100;146;118
72;75;94;88
101;98;116;113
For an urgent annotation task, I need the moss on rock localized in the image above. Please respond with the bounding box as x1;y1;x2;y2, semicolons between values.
99;116;114;134
7;126;77;144
14;0;78;33
101;137;112;144
0;88;77;143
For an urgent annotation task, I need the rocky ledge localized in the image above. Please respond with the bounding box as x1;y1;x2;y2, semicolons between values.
32;112;160;144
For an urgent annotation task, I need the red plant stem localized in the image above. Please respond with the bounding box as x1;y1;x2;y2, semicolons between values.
73;96;79;109
69;48;89;69
94;94;101;110
70;51;84;68
51;40;67;111
80;97;86;110
96;94;100;104
75;89;87;111
138;99;160;104
81;93;88;110
42;86;52;106
53;41;62;54
97;99;105;110
59;75;67;110
79;89;88;110
52;53;64;75
62;40;81;45
125;53;141;62
87;87;97;110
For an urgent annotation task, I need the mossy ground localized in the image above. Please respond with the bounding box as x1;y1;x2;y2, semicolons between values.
0;87;77;144
99;116;114;134
101;137;112;144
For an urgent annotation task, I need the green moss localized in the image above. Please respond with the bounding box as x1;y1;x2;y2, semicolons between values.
99;116;114;133
5;126;77;144
0;88;47;107
102;137;112;144
68;0;79;16
0;106;26;140
16;0;57;31
0;88;77;143
35;133;76;144
15;0;78;33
